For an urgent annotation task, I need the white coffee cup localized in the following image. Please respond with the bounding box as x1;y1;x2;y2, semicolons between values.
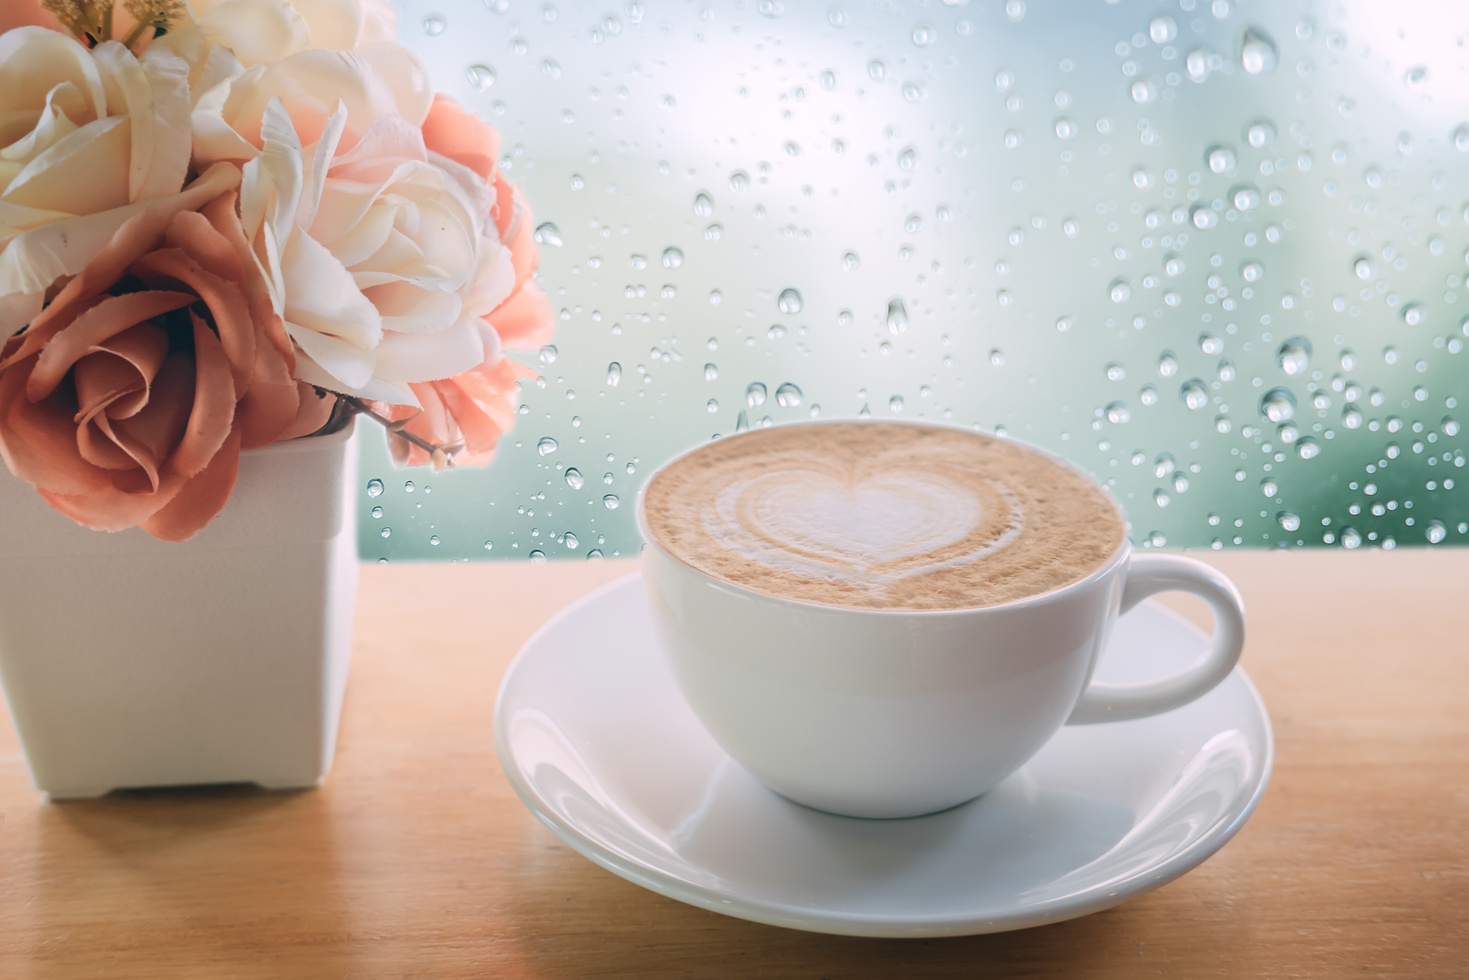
636;425;1246;819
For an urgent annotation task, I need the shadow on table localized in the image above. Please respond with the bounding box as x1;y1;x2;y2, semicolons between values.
16;783;358;980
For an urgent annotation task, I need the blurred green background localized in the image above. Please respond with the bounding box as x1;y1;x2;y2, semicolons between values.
360;0;1468;561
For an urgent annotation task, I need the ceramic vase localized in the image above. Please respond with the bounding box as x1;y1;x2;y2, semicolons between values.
0;423;359;799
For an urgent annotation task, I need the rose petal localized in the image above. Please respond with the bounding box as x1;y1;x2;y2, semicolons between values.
138;428;241;541
71;321;170;422
372;316;484;382
484;278;554;351
0;28;106;124
0;351;113;495
420;94;500;182
26;290;193;400
2;115;131;214
199;0;311;69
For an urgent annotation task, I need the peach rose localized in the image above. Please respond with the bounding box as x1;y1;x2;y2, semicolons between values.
0;175;334;541
0;27;204;338
381;95;554;467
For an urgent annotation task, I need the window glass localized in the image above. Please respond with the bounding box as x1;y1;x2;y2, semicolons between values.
363;0;1468;560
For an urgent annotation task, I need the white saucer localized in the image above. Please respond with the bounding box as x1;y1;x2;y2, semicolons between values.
494;574;1273;938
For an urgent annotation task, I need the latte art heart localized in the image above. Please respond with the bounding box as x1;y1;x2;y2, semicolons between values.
643;423;1125;610
707;469;1022;585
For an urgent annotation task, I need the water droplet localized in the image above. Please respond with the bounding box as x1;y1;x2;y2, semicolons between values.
1296;437;1320;459
911;23;935;46
1130;78;1157;104
1157;352;1179;377
404;480;415;493
1186;47;1213;83
898;146;918;171
1454;124;1469;153
1427;520;1447;544
1154;454;1176;479
428;534;441;547
842;251;861;271
989;348;1005;367
532;221;564;248
422;14;446;35
1277;511;1301;532
1165;255;1186;277
1180;379;1209;410
1260;387;1297;422
868;59;886;81
366;478;384;498
729;170;750;193
537;345;558;366
820;69;837;90
1240;27;1277;75
603;494;620;510
371;505;383;519
889;394;905;413
466;63;496;90
1005;0;1026;21
1106;401;1131;424
1342;405;1363;429
1106;362;1127;381
662;246;684;268
1247;121;1275;147
1154;489;1171;508
380;526;392;538
1233;186;1260;211
1149;15;1177;43
746;382;767;407
1191;206;1219;230
537;437;559;456
565;468;584;490
706;398;719;414
776;382;803;408
905;213;924;234
697;362;717;383
693;192;714;217
1109;279;1132;303
1403;303;1426;326
1132;168;1154;189
1444;417;1461;437
1277;336;1311;375
1260;477;1279;499
1341;527;1362;549
606;362;622;386
540;58;562;79
777;288;803;314
1056;315;1074;332
1139;385;1159;406
886;298;909;335
1054;117;1077;140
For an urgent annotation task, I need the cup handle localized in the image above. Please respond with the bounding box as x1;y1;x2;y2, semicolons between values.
1066;553;1246;725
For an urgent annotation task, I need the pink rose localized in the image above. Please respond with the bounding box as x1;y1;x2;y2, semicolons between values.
0;179;334;541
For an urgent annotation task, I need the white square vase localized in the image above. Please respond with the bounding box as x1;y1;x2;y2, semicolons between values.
0;423;359;799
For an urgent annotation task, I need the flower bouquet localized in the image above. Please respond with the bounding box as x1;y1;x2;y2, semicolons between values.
0;0;552;796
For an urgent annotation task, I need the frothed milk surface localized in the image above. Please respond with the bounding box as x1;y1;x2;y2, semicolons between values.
643;423;1125;610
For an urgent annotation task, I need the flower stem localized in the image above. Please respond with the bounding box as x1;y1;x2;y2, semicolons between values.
339;395;463;471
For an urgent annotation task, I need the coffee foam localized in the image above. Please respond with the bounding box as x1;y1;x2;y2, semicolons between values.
643;423;1124;611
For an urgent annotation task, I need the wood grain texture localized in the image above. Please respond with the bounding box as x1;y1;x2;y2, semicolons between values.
0;551;1465;979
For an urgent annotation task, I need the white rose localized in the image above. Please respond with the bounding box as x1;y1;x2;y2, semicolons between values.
0;27;218;337
241;98;500;405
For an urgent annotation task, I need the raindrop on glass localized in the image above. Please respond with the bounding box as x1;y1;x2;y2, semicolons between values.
776;382;803;408
889;394;905;413
565;468;584;490
843;251;861;271
466;63;496;90
898;146;918;170
778;288;803;314
606;361;622;386
746;382;767;407
603;494;620;510
886;298;909;335
1260;387;1297;422
1276;337;1311;376
422;14;446;35
662;246;684;268
1106;402;1131;424
1402;304;1426;327
1246;121;1275;147
1109;279;1132;303
1180;379;1209;410
1149;15;1177;43
1240;27;1277;75
537;437;558;456
366;478;385;498
693;192;714;217
1277;511;1301;532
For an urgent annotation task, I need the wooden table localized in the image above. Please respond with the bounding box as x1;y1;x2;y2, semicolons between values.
0;551;1465;978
